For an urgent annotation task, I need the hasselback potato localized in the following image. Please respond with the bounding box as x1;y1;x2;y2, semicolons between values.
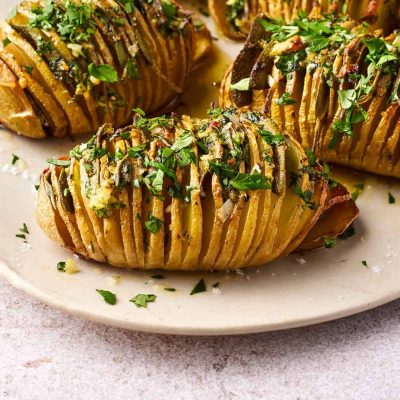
0;0;210;138
220;14;400;178
209;0;399;40
36;108;358;270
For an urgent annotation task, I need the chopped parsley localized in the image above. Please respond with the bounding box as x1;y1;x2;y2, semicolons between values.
88;64;119;83
96;289;117;305
230;173;271;191
11;154;19;165
47;158;71;167
16;223;29;242
2;37;11;47
388;192;396;204
164;288;176;292
362;260;368;267
190;278;206;295
57;261;66;272
324;237;337;248
351;183;365;201
145;214;163;234
274;92;296;105
130;294;156;308
30;1;96;44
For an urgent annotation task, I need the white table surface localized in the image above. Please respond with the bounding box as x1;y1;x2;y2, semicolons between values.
1;278;400;400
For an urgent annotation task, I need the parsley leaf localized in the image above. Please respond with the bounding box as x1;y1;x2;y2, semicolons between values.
130;294;156;308
230;173;271;191
57;261;66;272
190;278;206;295
96;289;117;305
11;154;19;165
275;92;296;105
324;237;337;248
88;64;119;83
47;158;71;167
388;192;396;204
145;214;163;234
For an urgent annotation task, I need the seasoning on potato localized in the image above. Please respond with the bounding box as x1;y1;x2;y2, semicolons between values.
36;108;358;270
220;13;400;178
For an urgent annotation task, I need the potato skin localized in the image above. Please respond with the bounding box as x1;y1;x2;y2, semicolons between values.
220;14;400;178
0;0;211;138
209;0;399;39
36;109;358;270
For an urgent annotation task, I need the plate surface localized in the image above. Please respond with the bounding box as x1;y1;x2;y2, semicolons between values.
0;0;399;335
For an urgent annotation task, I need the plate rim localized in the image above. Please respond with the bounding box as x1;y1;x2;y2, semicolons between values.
2;258;399;335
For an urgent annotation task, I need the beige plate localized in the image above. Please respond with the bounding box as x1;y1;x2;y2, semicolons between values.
0;0;399;335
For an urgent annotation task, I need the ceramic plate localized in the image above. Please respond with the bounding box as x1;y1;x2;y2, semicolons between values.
0;0;399;335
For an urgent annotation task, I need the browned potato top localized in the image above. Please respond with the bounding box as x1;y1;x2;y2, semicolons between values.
36;108;358;270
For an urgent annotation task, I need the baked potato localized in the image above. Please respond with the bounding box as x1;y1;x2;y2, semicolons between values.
209;0;400;40
220;14;400;178
0;0;211;138
36;108;358;270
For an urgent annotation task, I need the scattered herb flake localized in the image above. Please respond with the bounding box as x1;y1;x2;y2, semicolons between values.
145;214;163;234
362;260;368;267
190;278;206;295
96;289;117;305
130;294;156;308
388;192;396;204
164;288;176;292
2;37;11;47
351;183;365;201
88;64;119;83
11;154;19;165
57;261;66;272
324;237;337;248
212;282;220;288
47;158;71;167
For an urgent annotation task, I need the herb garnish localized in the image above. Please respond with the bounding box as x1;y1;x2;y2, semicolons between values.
2;37;11;47
145;214;163;234
57;261;66;272
96;289;117;305
190;278;206;295
362;260;368;267
324;237;337;248
88;64;119;83
351;183;365;201
130;294;156;308
16;223;29;242
47;158;71;167
388;192;396;204
164;288;176;292
11;154;19;165
275;92;296;105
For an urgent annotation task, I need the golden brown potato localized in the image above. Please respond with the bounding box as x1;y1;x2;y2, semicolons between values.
209;0;400;39
220;13;400;178
0;0;211;138
36;108;358;270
